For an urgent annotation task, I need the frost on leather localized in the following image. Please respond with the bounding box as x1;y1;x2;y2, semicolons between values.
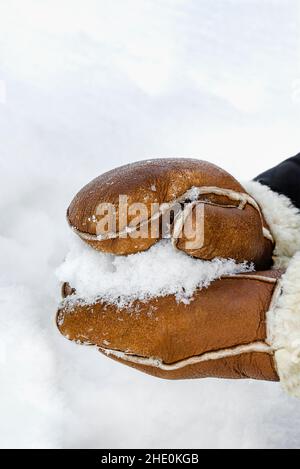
67;158;274;268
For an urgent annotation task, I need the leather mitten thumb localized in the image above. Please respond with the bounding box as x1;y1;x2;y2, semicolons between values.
67;158;273;268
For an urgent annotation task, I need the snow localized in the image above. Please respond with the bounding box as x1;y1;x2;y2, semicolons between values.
57;237;253;307
1;0;300;449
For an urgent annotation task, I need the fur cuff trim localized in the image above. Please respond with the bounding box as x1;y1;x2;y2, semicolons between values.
267;252;300;397
244;181;300;269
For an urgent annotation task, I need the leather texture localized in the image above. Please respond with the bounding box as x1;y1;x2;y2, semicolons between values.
255;152;300;210
57;272;280;382
175;202;272;268
67;158;273;268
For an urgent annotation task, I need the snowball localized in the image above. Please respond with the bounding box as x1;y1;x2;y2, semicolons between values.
56;237;254;307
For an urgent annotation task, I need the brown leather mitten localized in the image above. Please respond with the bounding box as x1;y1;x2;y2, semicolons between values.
57;271;283;383
57;159;300;397
67;159;273;269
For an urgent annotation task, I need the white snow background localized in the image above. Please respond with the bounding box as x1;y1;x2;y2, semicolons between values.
0;0;300;449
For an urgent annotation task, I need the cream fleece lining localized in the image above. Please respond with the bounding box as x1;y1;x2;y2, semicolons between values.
243;181;300;396
244;181;300;269
267;252;300;398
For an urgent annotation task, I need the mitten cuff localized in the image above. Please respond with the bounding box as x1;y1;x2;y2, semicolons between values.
244;181;300;269
267;252;300;397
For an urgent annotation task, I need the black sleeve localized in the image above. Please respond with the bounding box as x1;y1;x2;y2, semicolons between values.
254;153;300;209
